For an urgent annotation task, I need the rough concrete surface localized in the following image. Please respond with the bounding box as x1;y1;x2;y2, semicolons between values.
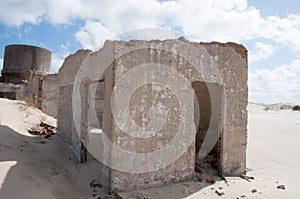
65;38;248;191
56;49;92;159
0;39;248;192
42;74;58;118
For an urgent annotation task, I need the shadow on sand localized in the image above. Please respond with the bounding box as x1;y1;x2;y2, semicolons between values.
0;125;215;199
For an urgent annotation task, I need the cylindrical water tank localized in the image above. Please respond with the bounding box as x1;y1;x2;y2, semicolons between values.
1;44;52;82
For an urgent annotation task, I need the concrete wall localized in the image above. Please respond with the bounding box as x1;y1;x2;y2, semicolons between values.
0;76;43;108
108;41;198;191
42;74;58;118
57;39;248;192
26;78;41;107
202;43;248;176
0;83;26;100
56;49;91;160
109;39;247;191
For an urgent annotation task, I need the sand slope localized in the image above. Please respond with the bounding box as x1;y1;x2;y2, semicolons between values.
0;99;299;199
0;99;101;199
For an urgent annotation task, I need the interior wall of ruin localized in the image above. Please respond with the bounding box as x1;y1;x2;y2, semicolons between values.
26;78;40;107
0;83;26;100
56;49;91;160
42;74;58;118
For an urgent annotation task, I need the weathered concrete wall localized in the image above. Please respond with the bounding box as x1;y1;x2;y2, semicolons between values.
109;41;200;191
108;39;247;191
57;84;79;146
42;74;58;118
201;42;248;176
57;50;92;86
26;78;41;107
0;83;26;100
0;76;43;108
57;38;248;192
56;49;91;159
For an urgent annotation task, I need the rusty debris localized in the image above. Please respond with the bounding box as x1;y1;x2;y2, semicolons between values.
240;174;254;182
277;185;285;190
251;189;257;193
28;122;57;138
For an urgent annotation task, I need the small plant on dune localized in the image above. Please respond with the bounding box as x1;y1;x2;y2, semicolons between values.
292;105;300;111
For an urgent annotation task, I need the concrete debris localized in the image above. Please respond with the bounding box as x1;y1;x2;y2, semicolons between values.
215;189;225;196
94;194;123;199
240;174;254;182
100;196;123;199
251;189;257;193
221;176;228;183
28;122;57;138
277;185;285;190
90;179;102;189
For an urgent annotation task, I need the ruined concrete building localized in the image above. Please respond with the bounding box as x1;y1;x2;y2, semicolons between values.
0;38;248;192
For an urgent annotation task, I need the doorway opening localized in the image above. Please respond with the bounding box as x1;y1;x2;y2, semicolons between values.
0;92;16;100
192;81;223;175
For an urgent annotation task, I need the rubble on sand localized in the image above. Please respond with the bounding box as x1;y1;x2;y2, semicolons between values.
28;122;57;138
277;185;286;190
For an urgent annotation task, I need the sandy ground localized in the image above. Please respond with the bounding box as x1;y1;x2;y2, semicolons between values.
0;99;102;199
0;98;299;198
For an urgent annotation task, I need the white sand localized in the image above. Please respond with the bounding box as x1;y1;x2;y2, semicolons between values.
0;99;299;198
0;99;101;199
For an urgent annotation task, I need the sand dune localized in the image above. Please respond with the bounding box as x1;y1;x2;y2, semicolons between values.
0;99;299;198
0;99;101;199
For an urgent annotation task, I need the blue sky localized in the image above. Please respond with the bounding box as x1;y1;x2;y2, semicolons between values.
0;0;299;103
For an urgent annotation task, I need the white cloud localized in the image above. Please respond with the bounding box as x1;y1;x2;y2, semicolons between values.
166;0;261;42
51;54;64;73
50;45;71;73
249;42;277;63
68;0;262;48
1;0;300;53
0;0;45;26
44;0;162;29
0;58;3;72
1;0;300;103
75;21;115;51
47;0;300;52
257;14;300;51
249;59;300;103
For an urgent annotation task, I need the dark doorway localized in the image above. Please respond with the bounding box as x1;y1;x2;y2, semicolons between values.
0;92;16;100
192;81;223;174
